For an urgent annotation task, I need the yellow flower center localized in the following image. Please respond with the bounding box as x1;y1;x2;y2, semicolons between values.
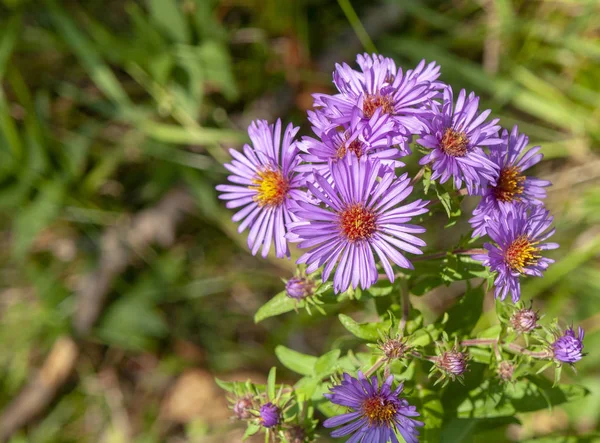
340;204;377;241
505;235;540;273
362;396;397;426
250;168;289;207
492;166;525;202
363;94;394;119
440;128;469;157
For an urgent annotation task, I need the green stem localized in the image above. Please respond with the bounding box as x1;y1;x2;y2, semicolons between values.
364;356;386;377
461;338;551;359
337;0;377;54
412;248;486;262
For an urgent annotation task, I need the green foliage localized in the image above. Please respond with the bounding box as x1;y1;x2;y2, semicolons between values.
0;1;597;442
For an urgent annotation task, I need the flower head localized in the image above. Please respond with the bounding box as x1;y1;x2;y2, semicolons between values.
469;125;551;237
379;335;411;362
285;276;315;300
298;108;407;179
232;395;254;420
289;157;429;293
259;402;281;428
323;372;423;443
473;205;558;302
510;306;540;334
496;361;515;383
314;53;441;135
434;347;469;382
216;119;305;258
552;326;585;364
418;87;502;193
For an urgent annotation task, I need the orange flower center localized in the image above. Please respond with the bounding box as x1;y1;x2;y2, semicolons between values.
250;168;289;207
363;94;394;119
492;166;525;202
505;235;540;273
340;204;377;241
362;396;397;426
336;138;365;160
440;128;469;157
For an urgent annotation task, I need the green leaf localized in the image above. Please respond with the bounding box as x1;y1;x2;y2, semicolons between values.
214;378;235;393
314;350;341;377
418;389;443;443
0;13;21;81
440;417;519;443
442;283;485;336
243;423;260;440
13;181;65;259
147;0;190;43
254;291;296;323
275;346;316;376
46;0;131;108
267;367;276;400
338;314;389;341
455;376;589;418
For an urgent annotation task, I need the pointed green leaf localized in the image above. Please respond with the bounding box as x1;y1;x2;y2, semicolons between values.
275;346;316;376
267;367;276;400
254;291;296;323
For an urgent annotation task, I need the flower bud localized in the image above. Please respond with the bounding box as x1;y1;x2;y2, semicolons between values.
232;396;254;420
259;402;281;428
379;336;410;361
436;348;469;379
510;307;539;333
496;361;515;383
285;277;314;300
552;326;585;364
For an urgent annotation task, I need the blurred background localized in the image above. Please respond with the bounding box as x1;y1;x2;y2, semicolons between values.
0;0;598;442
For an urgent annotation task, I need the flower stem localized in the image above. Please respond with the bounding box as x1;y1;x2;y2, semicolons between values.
412;248;486;262
399;282;410;334
461;338;551;359
364;356;386;377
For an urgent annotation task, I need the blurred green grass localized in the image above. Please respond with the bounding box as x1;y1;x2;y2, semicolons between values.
0;0;598;441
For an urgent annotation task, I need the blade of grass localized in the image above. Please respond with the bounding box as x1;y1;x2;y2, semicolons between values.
45;0;132;111
337;0;377;54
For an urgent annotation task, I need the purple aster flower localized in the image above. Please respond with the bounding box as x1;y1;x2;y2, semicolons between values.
298;108;407;179
323;372;423;443
216;119;305;258
417;86;502;193
313;53;441;135
259;402;281;428
288;157;429;293
473;205;559;302
469;125;551;237
552;326;585;364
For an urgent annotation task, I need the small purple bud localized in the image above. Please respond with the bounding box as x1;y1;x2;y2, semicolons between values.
436;348;469;378
552;326;585;364
496;361;515;383
285;277;314;300
232;396;253;420
259;402;281;428
510;308;539;333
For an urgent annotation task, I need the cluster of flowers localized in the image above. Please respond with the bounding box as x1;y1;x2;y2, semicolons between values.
218;54;585;442
217;53;555;302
